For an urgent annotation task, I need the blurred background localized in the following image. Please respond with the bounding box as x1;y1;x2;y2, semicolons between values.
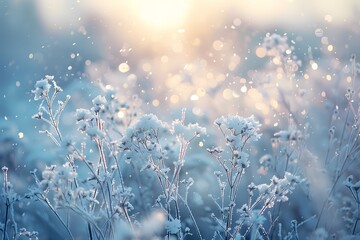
1;0;360;238
1;0;360;169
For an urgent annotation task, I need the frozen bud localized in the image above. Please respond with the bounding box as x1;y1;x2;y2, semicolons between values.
52;80;63;93
214;171;222;177
45;75;54;80
32;112;43;120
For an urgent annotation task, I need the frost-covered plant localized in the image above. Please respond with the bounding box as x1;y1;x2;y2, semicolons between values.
207;115;302;239
5;42;360;240
1;167;38;240
343;175;360;234
30;76;135;239
313;56;360;236
31;75;70;145
28;76;212;239
120;110;206;239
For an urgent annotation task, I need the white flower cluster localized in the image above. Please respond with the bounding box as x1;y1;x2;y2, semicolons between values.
256;172;302;208
215;115;262;143
120;114;168;164
171;119;206;140
214;115;261;168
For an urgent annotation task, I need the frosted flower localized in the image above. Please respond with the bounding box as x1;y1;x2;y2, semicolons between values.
75;108;93;122
284;172;301;187
215;115;261;150
61;137;76;154
41;165;56;181
165;218;181;234
257;183;270;194
273;130;290;141
171;119;206;140
274;129;303;142
259;154;272;168
248;209;265;225
234;151;250;168
92;95;107;112
85;126;105;139
207;146;224;154
312;228;328;240
255;172;302;211
120;114;168;164
215;115;261;140
32;111;43;120
263;33;289;56
237;206;265;226
124;114;167;141
57;163;78;181
32;78;52;100
45;75;54;80
248;182;256;196
52;80;63;93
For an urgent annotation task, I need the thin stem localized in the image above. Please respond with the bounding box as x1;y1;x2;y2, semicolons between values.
353;202;360;234
42;197;74;240
88;223;93;240
45;95;62;142
2;201;9;240
178;195;203;240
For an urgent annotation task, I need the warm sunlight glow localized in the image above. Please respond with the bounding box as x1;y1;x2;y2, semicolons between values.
135;0;188;30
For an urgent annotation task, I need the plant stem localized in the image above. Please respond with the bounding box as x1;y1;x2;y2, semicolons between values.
43;197;74;240
2;202;9;240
